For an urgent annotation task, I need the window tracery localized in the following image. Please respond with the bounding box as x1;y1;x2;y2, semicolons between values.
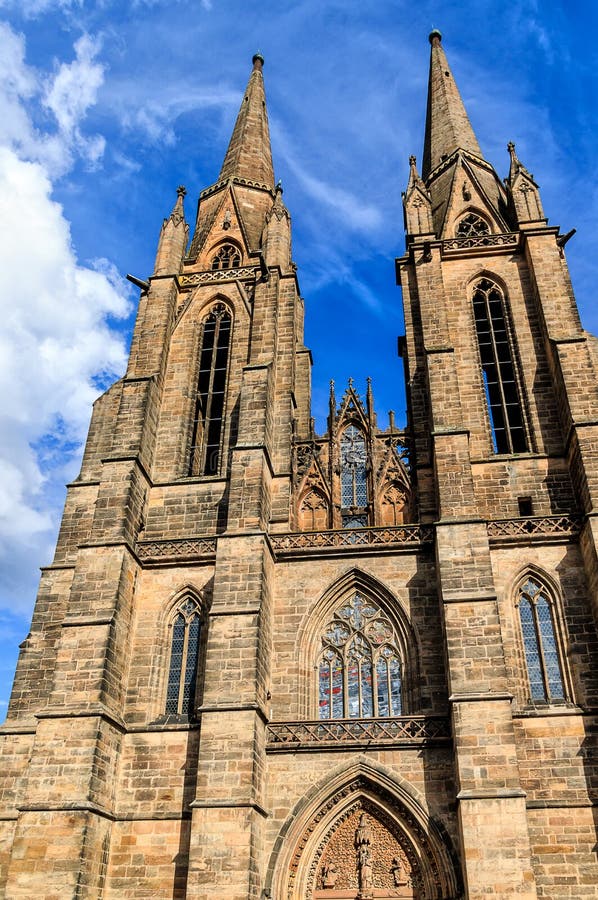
189;303;231;476
318;593;402;719
517;576;565;703
472;278;528;454
340;425;369;527
165;596;202;716
456;212;490;237
380;483;407;526
211;243;241;270
299;489;329;531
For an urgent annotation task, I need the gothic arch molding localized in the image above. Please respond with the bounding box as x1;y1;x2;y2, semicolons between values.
172;287;239;335
508;564;572;705
297;568;421;718
266;759;461;899
452;207;493;236
463;268;509;297
148;581;212;720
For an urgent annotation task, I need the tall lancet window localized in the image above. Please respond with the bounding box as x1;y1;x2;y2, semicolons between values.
189;304;231;476
517;576;565;703
340;425;369;527
165;597;202;716
472;278;528;454
318;593;402;719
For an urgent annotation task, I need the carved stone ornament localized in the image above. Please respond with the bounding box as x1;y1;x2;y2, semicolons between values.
290;790;430;899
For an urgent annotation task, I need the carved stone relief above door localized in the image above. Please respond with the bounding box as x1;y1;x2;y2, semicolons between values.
275;772;460;900
310;805;419;899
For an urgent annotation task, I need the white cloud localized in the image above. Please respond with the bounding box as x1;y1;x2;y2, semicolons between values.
0;22;106;175
43;32;106;169
0;25;130;612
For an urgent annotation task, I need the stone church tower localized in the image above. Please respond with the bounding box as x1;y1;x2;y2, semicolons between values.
1;32;597;900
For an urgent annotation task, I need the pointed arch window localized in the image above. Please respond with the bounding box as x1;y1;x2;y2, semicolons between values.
517;576;565;703
472;278;528;454
340;425;369;527
299;489;329;531
189;304;231;476
211;243;241;270
165;597;202;716
456;213;490;238
318;593;402;719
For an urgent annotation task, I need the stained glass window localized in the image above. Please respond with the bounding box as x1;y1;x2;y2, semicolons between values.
165;597;202;716
318;593;402;719
211;243;241;270
340;425;369;526
518;577;565;703
189;304;231;476
472;278;528;454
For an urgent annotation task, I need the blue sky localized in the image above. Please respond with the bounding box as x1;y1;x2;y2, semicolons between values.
0;0;596;715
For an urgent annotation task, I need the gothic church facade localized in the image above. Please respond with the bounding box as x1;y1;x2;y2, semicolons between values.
1;31;597;900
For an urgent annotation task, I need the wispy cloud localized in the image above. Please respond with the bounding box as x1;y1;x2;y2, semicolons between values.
43;32;106;169
0;0;82;16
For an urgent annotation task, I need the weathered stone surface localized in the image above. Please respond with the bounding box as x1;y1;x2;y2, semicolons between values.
1;36;598;900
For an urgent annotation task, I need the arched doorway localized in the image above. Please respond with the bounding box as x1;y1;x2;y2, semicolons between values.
273;771;460;900
312;802;418;898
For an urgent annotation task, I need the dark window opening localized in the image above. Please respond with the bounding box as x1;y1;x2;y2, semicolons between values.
189;305;231;476
518;496;533;517
473;278;528;454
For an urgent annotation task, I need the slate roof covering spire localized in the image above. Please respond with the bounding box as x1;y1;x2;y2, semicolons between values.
218;52;274;188
422;29;483;180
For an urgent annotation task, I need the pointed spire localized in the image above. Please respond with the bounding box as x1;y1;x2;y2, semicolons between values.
153;185;189;275
403;155;434;236
506;141;545;224
328;379;336;430
263;181;292;269
422;30;483;180
366;377;376;428
406;155;424;191
219;53;274;188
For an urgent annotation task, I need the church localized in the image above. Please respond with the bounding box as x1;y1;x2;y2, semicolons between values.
0;29;597;899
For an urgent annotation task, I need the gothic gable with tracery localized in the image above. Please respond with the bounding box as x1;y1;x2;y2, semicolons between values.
292;380;413;531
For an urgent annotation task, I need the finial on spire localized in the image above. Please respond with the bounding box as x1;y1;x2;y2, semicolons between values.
275;179;283;194
429;28;442;44
507;141;520;178
253;51;264;70
177;185;187;198
409;155;417;169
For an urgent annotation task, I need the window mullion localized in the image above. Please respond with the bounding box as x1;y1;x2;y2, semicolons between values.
329;659;334;720
343;649;349;718
201;318;219;472
177;623;189;715
485;291;513;453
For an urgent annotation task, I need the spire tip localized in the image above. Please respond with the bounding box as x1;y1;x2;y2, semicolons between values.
429;28;442;45
252;51;264;70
